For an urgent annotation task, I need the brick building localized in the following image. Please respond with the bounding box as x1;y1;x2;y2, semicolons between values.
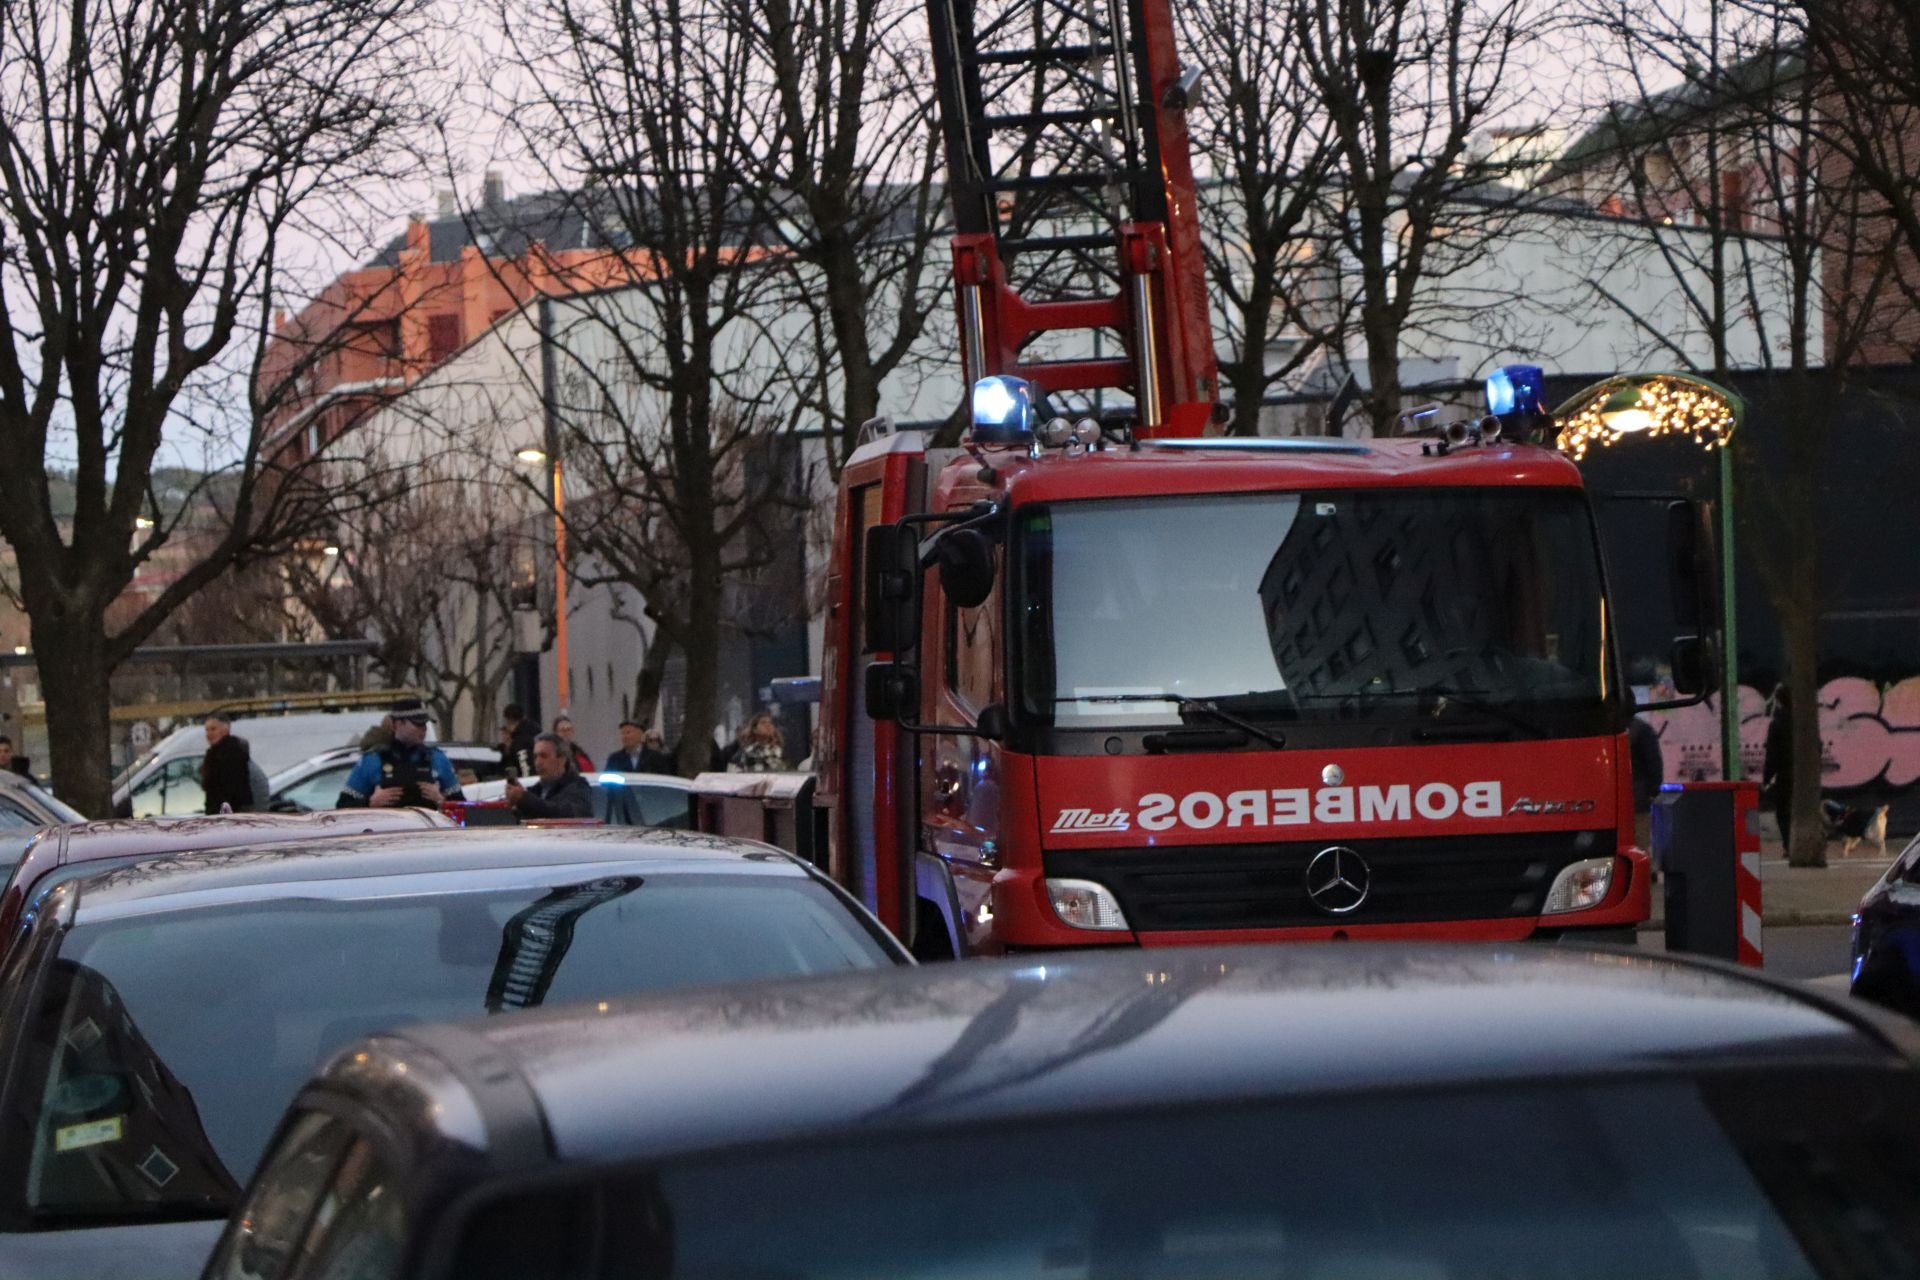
259;177;658;463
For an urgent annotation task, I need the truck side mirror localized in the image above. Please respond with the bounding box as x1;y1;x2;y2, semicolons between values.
1664;499;1716;632
1667;636;1713;698
865;662;920;723
933;528;996;609
864;525;922;654
1637;499;1720;710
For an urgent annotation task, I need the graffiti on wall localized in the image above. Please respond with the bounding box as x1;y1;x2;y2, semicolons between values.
1643;677;1920;790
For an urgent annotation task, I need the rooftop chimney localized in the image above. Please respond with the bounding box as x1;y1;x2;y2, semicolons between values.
483;171;505;212
435;189;458;218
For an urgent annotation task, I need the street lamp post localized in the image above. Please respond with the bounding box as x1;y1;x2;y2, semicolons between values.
1551;372;1746;781
512;441;570;720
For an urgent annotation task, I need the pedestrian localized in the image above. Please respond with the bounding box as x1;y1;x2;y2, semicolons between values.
1763;684;1795;852
0;735;31;780
200;712;257;814
500;703;536;778
337;697;464;810
604;720;660;773
553;715;594;772
727;712;788;773
505;732;594;819
638;728;675;774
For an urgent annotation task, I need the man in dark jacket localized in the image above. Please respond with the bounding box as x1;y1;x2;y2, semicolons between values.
201;713;256;814
500;703;537;778
604;721;675;774
505;733;594;819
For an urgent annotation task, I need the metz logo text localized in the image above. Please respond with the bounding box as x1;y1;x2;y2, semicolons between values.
1051;808;1132;834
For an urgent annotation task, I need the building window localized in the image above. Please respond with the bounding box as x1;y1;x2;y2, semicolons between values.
427;313;463;362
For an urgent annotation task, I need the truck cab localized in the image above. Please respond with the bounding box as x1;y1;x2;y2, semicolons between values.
818;418;1716;958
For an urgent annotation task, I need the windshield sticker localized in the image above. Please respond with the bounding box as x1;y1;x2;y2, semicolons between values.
64;1018;103;1053
137;1147;180;1189
55;1116;124;1153
50;1073;124;1115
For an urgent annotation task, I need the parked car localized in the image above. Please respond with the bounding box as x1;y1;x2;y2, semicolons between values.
267;743;508;813
0;809;454;946
1851;829;1920;1017
456;771;695;828
0;827;905;1280
0;772;84;876
212;945;1920;1280
112;696;438;818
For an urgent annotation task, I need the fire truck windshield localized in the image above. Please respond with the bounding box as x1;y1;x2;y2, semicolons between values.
1014;488;1615;736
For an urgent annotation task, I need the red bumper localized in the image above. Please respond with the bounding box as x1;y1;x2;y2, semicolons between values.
990;848;1652;950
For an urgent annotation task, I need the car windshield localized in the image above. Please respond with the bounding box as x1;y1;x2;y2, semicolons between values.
17;874;893;1225
1015;489;1614;734
458;1080;1919;1280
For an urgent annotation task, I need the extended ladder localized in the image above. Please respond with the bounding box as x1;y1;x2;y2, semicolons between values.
926;0;1217;434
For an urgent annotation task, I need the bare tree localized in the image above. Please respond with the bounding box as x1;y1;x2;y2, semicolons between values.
493;0;813;774
284;470;552;739
0;0;439;812
1566;0;1891;865
746;0;949;466
1180;0;1338;435
1788;0;1920;359
1287;0;1547;429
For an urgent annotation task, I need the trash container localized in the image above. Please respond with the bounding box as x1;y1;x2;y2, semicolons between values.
688;772;825;868
1652;780;1762;966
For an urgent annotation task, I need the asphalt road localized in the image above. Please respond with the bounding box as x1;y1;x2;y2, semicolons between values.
1639;924;1853;984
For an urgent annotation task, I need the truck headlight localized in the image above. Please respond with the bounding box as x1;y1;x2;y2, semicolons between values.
1543;857;1615;914
1045;878;1130;931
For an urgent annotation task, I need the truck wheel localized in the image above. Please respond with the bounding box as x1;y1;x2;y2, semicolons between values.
912;899;958;962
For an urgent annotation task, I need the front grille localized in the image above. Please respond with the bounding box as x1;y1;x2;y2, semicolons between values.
1045;831;1613;931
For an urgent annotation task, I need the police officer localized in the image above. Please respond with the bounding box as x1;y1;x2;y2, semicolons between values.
337;697;464;809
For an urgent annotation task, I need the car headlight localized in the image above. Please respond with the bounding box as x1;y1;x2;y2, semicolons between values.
1045;878;1130;931
1543;857;1615;915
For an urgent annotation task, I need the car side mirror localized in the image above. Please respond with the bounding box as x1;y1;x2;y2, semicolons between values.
933;528;996;609
865;661;920;723
864;525;922;654
975;703;1009;741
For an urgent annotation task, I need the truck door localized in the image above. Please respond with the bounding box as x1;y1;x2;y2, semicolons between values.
818;436;925;941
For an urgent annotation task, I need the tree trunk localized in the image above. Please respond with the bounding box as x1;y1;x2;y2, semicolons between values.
31;610;116;818
633;632;675;731
674;548;725;777
1784;598;1824;867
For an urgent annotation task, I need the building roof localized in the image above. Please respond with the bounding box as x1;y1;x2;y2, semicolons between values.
1551;45;1806;180
382;944;1907;1166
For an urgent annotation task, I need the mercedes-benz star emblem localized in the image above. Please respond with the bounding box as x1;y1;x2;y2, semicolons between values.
1305;846;1370;915
1321;763;1344;786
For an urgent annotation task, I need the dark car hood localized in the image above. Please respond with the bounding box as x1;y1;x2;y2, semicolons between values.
0;1218;223;1280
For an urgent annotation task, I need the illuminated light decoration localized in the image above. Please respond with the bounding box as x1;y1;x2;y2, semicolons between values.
1551;373;1742;462
969;374;1036;446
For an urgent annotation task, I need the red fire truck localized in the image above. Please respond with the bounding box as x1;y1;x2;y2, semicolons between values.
798;0;1718;956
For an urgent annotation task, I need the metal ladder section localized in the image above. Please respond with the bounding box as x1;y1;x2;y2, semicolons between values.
926;0;1217;434
485;876;642;1012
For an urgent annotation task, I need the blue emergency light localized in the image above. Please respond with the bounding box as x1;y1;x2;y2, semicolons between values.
971;374;1036;445
1485;363;1546;419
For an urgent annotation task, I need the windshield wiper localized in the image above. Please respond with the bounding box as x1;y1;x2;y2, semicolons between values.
1406;686;1550;739
1061;693;1286;749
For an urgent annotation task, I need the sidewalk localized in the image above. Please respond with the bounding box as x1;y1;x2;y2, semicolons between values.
1640;837;1898;930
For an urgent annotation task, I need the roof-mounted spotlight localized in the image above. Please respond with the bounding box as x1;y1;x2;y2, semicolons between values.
970;374;1036;447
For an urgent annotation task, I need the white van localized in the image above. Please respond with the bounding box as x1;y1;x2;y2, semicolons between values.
112;696;438;818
